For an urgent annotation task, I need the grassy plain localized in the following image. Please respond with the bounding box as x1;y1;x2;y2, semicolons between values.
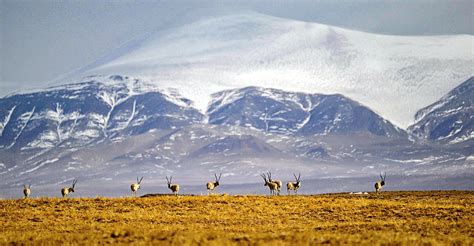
0;191;472;245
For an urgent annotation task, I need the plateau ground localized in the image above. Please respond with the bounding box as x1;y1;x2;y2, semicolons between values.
0;191;472;245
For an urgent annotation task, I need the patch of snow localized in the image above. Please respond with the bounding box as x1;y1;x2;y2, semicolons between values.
450;131;474;144
0;106;16;137
19;158;59;175
6;107;35;149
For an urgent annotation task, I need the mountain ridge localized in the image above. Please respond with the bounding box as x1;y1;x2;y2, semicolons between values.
408;77;473;145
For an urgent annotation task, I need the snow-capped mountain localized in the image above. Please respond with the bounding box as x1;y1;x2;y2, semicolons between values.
408;77;473;145
72;12;474;128
208;87;406;138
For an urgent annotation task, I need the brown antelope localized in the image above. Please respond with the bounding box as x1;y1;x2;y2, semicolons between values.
287;173;301;195
131;176;143;196
267;172;282;195
61;179;77;198
206;173;222;194
261;173;278;195
166;176;179;196
23;184;31;199
374;172;386;192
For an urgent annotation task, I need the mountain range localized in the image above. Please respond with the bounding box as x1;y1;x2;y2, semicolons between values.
0;75;472;197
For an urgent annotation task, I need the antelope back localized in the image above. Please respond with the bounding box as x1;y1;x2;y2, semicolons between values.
207;182;215;190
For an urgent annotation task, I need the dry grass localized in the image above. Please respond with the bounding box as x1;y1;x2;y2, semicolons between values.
0;191;472;245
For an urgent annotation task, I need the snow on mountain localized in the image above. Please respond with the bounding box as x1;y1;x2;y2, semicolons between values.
408;77;473;144
78;12;474;128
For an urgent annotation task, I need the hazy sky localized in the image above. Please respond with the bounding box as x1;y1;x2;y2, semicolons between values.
1;0;473;94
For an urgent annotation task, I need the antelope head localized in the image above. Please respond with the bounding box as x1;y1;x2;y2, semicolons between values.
214;173;222;187
293;173;301;188
261;173;270;187
166;176;173;189
380;172;386;186
70;179;77;193
137;176;143;187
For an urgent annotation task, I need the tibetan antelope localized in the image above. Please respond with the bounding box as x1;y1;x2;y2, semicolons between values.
261;173;278;195
23;184;31;199
267;172;282;195
287;173;301;195
206;173;222;194
166;176;179;196
131;176;143;196
374;172;386;192
61;179;77;198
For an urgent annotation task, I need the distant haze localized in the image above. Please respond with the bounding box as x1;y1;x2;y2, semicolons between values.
1;0;473;96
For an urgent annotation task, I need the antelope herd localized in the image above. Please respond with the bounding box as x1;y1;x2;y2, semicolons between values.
18;172;388;198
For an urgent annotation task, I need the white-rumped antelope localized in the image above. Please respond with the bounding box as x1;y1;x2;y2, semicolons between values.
61;179;77;198
131;176;143;196
166;176;179;196
261;173;278;196
206;173;222;194
267;172;282;195
287;173;301;195
374;172;386;192
23;184;31;199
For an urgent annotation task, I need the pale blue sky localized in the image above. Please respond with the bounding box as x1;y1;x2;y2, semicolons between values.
1;0;473;95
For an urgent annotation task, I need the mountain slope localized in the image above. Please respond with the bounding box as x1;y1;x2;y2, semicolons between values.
0;75;203;151
79;12;473;128
207;87;406;138
408;77;473;144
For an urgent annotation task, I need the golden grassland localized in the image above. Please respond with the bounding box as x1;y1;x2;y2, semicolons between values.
0;191;472;245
